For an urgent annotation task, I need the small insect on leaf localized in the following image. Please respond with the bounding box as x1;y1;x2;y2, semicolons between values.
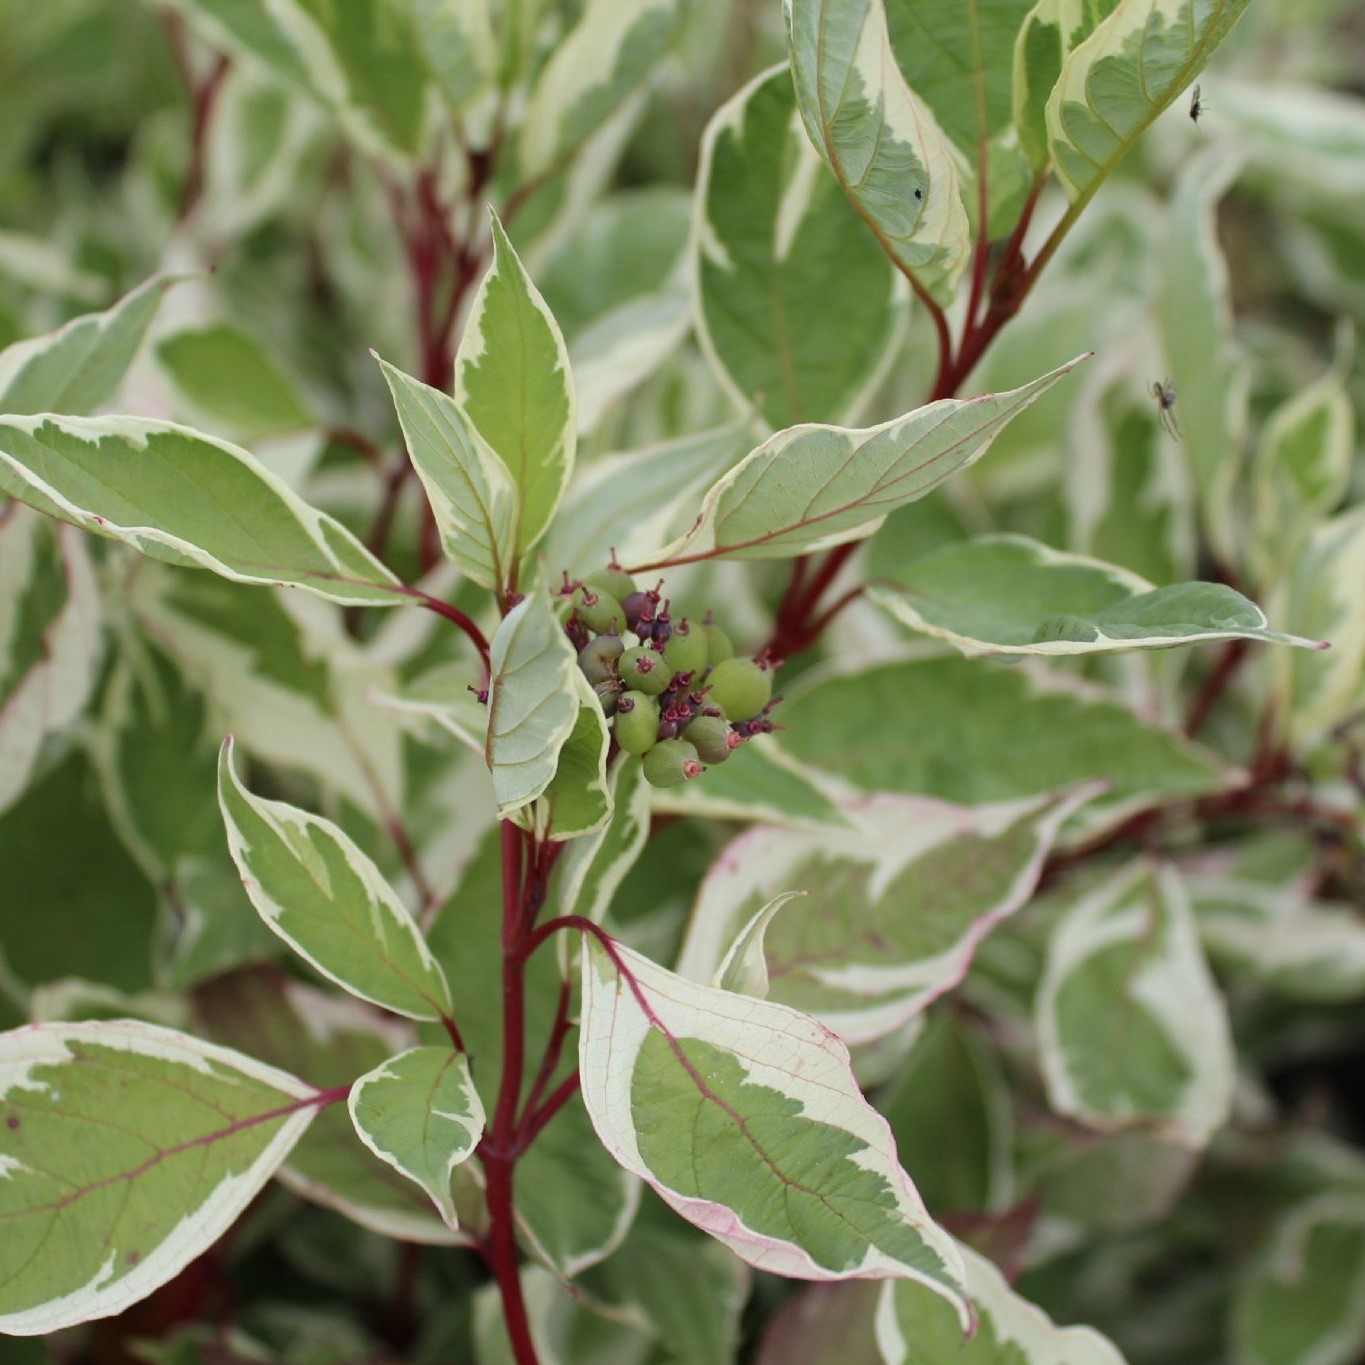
1152;378;1182;440
1189;83;1205;124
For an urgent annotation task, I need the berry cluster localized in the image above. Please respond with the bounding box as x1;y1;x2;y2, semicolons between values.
559;565;781;788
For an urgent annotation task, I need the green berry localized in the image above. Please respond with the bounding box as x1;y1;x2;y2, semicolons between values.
682;715;740;765
589;568;636;603
663;618;708;677
570;584;624;634
642;739;704;787
614;691;659;754
619;645;673;696
706;657;772;721
703;622;734;663
578;633;623;686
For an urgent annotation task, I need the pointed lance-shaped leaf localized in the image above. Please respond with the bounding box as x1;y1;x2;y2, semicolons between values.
217;737;453;1021
0;273;180;416
784;0;972;305
347;1046;485;1231
0;1020;324;1335
375;354;518;591
484;591;582;816
577;934;972;1318
455;212;576;556
628;358;1086;569
1046;0;1252;204
0;415;401;608
867;534;1324;657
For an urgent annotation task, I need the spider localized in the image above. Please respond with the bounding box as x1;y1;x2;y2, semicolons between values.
1152;378;1182;439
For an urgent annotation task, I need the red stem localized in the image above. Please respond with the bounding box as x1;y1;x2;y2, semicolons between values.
1184;638;1250;737
515;1070;581;1154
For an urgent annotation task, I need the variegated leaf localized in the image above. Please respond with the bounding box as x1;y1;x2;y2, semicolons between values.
694;63;900;427
484;592;581;816
876;1239;1126;1363
0;1021;323;1334
348;1046;484;1230
0;509;100;814
0;274;178;416
627;360;1085;569
785;0;972;303
1046;0;1251;203
454;213;575;557
0;415;400;607
376;355;518;591
578;935;971;1314
678;789;1094;1044
868;534;1321;656
1036;861;1234;1146
217;737;453;1021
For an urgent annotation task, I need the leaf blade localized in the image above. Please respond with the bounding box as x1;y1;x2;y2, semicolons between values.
0;1020;319;1335
217;737;453;1021
348;1046;484;1230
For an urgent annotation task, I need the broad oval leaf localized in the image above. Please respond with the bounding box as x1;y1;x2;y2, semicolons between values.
376;355;518;591
454;213;575;556
0;511;100;815
484;593;581;816
876;1239;1126;1364
694;64;900;427
0;1020;322;1335
785;0;972;304
1045;0;1251;203
0;274;178;416
578;934;971;1315
348;1045;484;1231
1231;1195;1365;1365
868;534;1322;656
627;360;1085;569
217;737;454;1021
777;651;1232;834
0;415;400;607
518;0;683;180
677;789;1095;1044
1036;860;1234;1146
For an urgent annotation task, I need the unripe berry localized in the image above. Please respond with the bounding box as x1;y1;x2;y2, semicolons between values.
683;715;741;765
706;657;772;721
614;691;659;754
622;584;660;632
569;584;624;635
619;645;673;696
589;567;636;603
578;632;623;686
664;618;708;676
642;738;704;787
703;621;734;663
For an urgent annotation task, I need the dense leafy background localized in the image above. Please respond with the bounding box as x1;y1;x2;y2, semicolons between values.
0;1;1364;1362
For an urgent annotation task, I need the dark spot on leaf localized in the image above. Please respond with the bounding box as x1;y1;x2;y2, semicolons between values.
127;1250;140;1265
5;1116;18;1130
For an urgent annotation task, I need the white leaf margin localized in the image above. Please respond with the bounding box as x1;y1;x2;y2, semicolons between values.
0;1020;319;1336
578;935;972;1316
876;1239;1127;1364
1036;860;1235;1146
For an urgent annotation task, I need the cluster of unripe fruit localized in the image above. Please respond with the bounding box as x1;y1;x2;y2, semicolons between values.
558;565;780;789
